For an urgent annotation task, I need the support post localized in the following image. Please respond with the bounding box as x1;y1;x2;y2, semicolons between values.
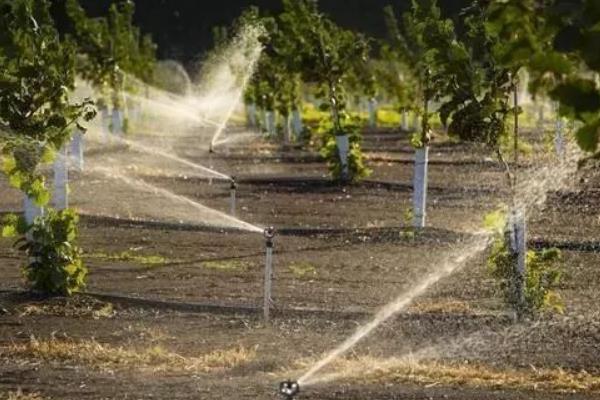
53;146;68;210
230;177;237;217
263;227;275;322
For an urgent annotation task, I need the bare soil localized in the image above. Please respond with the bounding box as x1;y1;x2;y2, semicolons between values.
1;127;599;399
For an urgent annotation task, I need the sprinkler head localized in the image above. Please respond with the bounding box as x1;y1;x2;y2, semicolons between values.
279;380;300;400
208;144;214;154
264;226;275;240
264;226;275;248
230;176;237;190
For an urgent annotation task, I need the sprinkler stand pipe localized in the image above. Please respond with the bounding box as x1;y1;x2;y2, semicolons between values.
230;177;237;217
263;227;275;322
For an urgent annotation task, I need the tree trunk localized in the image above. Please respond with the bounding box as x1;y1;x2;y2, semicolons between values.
401;110;408;131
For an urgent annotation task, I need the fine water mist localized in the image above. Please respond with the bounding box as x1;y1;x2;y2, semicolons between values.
296;144;582;388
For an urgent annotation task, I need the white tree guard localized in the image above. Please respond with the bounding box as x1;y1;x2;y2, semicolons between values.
555;116;565;158
70;129;84;171
412;146;429;228
101;107;111;143
265;111;276;137
368;98;377;128
292;109;303;139
283;114;292;144
509;210;527;308
336;134;350;180
111;107;124;136
247;103;257;127
53;146;69;210
23;196;44;226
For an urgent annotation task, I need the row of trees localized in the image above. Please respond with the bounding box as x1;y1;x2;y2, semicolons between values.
236;0;599;316
239;0;374;181
1;0;156;295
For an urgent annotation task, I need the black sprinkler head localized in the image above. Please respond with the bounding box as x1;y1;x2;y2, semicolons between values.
264;226;275;240
279;380;300;400
230;176;237;190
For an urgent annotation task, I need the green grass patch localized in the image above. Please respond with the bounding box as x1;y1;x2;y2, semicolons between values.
86;251;170;266
288;262;318;278
201;260;249;272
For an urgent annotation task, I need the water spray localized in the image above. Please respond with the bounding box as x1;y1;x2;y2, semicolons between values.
263;226;275;322
229;176;237;217
278;380;300;400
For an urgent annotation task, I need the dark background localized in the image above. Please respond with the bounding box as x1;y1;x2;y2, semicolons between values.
50;0;469;68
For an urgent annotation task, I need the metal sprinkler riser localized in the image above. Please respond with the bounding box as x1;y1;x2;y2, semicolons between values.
263;226;275;322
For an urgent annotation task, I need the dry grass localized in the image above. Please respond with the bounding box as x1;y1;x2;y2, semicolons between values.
302;355;600;393
408;300;472;314
1;337;256;374
1;390;45;400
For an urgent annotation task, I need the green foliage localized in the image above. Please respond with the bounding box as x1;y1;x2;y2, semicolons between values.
484;208;564;315
0;0;96;202
318;117;370;182
0;0;92;297
486;0;600;152
66;0;157;102
5;209;87;296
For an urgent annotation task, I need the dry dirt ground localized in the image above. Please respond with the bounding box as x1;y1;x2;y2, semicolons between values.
0;126;599;400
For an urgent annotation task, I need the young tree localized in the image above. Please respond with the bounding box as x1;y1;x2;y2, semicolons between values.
0;0;95;295
386;0;455;227
425;0;566;317
280;0;371;182
66;0;156;138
